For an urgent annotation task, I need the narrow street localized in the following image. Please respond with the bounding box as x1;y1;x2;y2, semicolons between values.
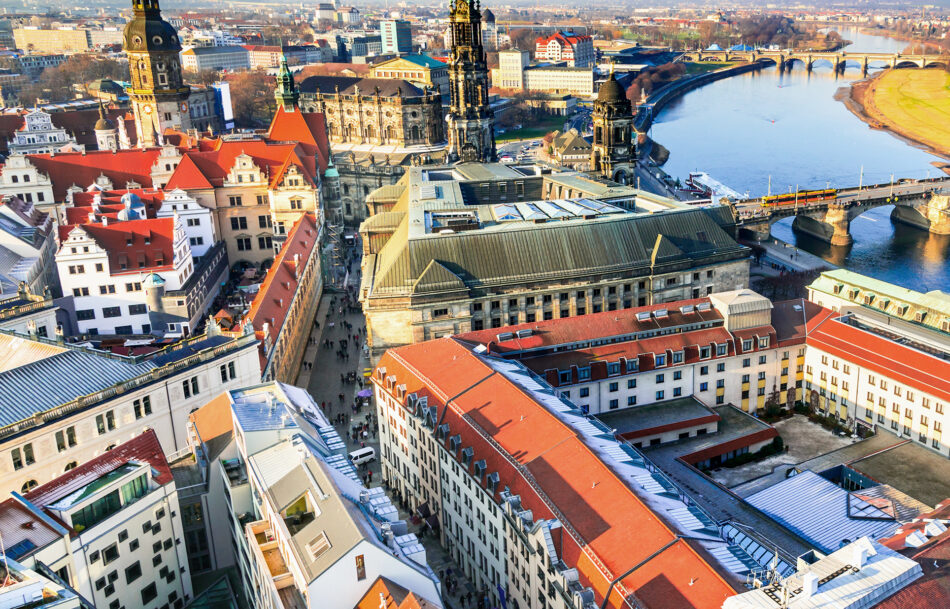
292;239;481;609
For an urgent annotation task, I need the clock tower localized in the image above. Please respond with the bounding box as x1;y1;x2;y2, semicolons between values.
446;0;495;163
123;0;191;147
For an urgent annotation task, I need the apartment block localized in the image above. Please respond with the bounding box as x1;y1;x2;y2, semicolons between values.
371;338;807;609
3;430;193;609
0;325;259;497
457;289;822;416
188;382;443;609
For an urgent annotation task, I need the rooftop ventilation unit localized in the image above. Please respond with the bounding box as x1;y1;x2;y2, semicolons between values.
696;303;712;312
496;332;514;342
516;329;533;338
680;305;695;315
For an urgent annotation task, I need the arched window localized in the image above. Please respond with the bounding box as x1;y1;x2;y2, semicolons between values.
64;461;77;471
21;479;37;493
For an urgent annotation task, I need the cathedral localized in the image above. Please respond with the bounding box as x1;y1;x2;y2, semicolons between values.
445;0;495;163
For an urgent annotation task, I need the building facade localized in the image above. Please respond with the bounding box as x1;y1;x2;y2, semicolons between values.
494;50;530;90
7;109;82;155
535;31;595;67
123;0;192;147
455;290;817;416
373;338;784;609
381;19;413;55
245;213;323;383
803;270;950;457
0;326;259;497
369;54;450;96
179;46;250;73
445;0;495;162
17;430;194;609
359;163;750;359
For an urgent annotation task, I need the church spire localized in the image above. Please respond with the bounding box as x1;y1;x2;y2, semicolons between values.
275;55;299;110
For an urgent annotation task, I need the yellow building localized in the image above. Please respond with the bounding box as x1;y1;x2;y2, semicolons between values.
369;54;449;95
14;28;91;54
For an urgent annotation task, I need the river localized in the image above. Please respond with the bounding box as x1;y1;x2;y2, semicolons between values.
650;28;950;292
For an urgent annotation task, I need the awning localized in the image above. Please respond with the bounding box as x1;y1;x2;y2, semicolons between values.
416;501;432;519
357;389;372;398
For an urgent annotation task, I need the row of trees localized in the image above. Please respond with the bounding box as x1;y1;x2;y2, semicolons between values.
625;62;686;104
9;54;128;107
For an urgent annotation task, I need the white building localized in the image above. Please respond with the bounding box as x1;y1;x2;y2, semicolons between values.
0;325;259;497
0;556;84;609
57;213;194;336
7;110;83;156
156;188;216;257
180;46;249;73
4;430;194;609
188;382;444;609
803;270;950;456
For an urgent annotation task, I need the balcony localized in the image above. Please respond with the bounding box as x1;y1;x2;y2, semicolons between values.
222;458;248;487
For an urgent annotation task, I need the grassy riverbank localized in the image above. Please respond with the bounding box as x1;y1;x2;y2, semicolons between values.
859;69;950;158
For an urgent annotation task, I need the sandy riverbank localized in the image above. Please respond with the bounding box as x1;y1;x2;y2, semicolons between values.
838;70;950;172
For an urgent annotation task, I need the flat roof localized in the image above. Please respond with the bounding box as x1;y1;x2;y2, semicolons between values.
848;435;950;507
595;396;719;438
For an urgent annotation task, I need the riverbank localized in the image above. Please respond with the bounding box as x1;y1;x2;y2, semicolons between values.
839;69;950;164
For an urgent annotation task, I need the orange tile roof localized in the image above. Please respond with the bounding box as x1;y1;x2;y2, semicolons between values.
807;315;950;403
377;339;740;609
61;217;177;275
353;577;439;609
25;149;165;200
266;106;330;173
189;391;235;446
246;213;319;368
165;153;214;190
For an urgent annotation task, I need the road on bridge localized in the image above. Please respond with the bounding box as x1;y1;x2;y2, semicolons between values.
733;178;950;222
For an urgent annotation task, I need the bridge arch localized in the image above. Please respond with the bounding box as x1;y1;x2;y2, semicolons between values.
925;61;948;69
895;60;923;69
808;58;837;70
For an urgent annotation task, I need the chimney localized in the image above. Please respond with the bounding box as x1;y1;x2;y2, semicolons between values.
802;572;819;598
87;212;96;223
102;216;108;226
853;545;868;569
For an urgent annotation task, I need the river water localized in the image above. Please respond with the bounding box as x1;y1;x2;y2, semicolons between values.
650;28;950;292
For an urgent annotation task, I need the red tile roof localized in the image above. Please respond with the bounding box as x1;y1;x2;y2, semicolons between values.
25;149;164;200
376;339;740;609
60;217;177;275
246;213;319;369
25;429;173;514
66;188;164;225
876;523;950;609
267;106;330;173
164;154;214;190
806;315;950;403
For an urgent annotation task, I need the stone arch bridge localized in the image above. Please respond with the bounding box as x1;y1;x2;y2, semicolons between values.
732;178;950;246
678;49;948;74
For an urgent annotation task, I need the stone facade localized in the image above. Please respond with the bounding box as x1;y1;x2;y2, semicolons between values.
297;76;443;148
445;0;495;162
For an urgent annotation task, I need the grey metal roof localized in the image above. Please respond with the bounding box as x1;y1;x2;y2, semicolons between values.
371;206;747;296
746;470;901;553
0;349;156;427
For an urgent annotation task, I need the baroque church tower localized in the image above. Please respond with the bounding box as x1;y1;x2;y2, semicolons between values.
446;0;495;163
589;70;637;184
123;0;191;147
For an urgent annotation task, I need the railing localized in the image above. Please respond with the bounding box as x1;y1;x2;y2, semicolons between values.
0;297;53;320
0;331;258;441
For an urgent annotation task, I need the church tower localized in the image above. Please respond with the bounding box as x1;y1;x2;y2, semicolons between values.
94;103;118;151
123;0;191;147
446;0;495;163
274;56;299;110
590;71;637;184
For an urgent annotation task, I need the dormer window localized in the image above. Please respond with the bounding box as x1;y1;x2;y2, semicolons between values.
655;354;666;367
126;238;133;246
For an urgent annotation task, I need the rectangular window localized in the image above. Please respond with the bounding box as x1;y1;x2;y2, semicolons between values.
655;373;665;384
129;304;147;315
258;236;273;250
700;382;708;391
141;583;158;604
236;238;251;251
102;543;119;564
579;387;590;398
627;379;636;389
133;396;152;419
228;196;242;207
230;217;247;230
608;382;618;392
125;561;142;584
608;399;618;410
76;309;95;321
102;307;120;318
655;390;665;401
627;395;637;406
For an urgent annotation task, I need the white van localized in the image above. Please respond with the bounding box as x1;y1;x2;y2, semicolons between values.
349;447;375;465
